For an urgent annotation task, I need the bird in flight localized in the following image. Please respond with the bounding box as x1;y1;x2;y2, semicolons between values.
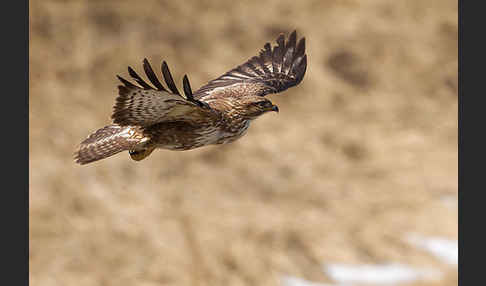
75;30;307;165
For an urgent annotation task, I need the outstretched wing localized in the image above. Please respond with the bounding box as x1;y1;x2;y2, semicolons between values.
112;59;219;127
193;30;307;101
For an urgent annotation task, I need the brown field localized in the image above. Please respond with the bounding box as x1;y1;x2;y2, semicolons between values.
30;0;458;285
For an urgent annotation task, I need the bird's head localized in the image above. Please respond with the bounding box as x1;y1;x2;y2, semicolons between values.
233;96;279;120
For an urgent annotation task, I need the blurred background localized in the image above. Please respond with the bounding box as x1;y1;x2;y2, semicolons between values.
29;0;457;285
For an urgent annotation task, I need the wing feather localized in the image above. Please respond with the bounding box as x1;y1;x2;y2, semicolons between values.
161;61;181;95
143;58;167;91
273;34;286;74
182;75;193;100
116;75;138;89
112;60;219;127
128;66;153;90
193;30;307;100
282;30;296;75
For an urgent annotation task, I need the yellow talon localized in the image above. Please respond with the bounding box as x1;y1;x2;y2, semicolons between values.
129;146;156;161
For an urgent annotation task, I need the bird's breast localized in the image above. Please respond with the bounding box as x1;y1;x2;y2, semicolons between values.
150;120;250;150
214;120;250;144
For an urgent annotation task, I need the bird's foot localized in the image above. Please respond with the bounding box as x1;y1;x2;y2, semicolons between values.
129;146;156;161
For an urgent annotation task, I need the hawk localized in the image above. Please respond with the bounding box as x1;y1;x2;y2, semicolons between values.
74;30;307;164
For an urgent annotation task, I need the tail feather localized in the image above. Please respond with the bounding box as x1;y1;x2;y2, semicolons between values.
74;124;142;165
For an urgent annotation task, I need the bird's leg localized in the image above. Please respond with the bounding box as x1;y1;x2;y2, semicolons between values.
129;143;156;161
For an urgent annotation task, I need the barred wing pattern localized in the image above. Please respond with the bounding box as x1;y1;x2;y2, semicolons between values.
193;30;307;100
112;59;218;127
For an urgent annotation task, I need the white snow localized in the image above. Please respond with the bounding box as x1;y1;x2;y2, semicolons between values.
406;234;458;265
282;233;457;286
280;276;335;286
323;263;440;285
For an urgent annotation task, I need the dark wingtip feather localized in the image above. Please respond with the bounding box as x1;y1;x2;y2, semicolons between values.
192;29;307;99
287;30;297;49
128;66;153;89
182;75;194;100
116;75;138;88
295;54;307;85
295;37;306;58
272;34;286;73
282;31;297;74
143;58;167;91
161;61;181;95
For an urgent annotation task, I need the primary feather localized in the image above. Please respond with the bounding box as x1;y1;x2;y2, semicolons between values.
193;30;306;100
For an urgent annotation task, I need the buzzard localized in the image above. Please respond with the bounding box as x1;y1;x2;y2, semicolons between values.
75;30;307;164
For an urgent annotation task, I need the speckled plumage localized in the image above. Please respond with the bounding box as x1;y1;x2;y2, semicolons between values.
74;30;307;165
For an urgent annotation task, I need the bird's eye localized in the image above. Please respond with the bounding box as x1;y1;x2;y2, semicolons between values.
257;101;270;107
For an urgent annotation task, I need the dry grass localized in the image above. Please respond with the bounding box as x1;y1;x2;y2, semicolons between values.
30;0;457;285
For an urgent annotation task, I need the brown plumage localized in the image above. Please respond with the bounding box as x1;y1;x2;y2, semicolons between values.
74;30;307;165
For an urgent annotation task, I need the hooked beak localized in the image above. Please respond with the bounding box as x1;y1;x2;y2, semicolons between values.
271;105;279;113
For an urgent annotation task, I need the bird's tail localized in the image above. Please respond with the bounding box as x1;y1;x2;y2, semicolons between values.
74;124;142;165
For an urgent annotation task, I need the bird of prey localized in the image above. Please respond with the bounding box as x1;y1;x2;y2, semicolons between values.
74;30;307;165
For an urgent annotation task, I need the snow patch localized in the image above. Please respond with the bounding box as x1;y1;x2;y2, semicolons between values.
323;263;440;285
406;234;458;265
280;276;335;286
